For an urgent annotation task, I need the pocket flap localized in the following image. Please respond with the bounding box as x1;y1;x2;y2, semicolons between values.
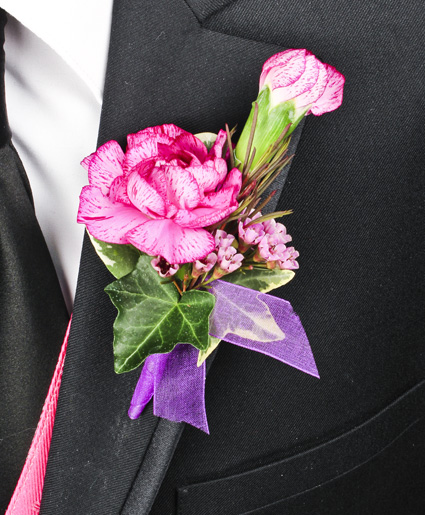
178;381;425;514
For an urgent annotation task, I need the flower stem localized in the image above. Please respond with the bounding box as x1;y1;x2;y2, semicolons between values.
242;102;259;177
225;124;235;170
172;279;183;296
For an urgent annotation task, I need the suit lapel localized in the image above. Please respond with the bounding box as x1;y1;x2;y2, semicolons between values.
40;1;302;512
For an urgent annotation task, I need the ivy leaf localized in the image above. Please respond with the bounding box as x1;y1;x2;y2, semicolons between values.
89;233;140;279
197;336;221;367
105;254;215;373
222;267;295;293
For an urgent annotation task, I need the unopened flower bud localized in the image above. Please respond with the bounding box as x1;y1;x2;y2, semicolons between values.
192;252;217;278
151;256;179;278
238;211;265;252
236;49;345;170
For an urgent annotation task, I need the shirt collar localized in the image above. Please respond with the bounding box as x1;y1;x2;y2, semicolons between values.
0;0;113;103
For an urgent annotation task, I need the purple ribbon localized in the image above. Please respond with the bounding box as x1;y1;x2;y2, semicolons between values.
129;280;319;433
128;343;209;433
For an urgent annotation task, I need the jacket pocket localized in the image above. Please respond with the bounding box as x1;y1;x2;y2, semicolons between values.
177;380;425;515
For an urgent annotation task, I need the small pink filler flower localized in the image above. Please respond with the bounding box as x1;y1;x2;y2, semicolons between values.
78;125;242;264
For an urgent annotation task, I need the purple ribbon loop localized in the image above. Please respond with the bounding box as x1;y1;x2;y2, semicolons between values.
129;344;209;433
129;280;318;432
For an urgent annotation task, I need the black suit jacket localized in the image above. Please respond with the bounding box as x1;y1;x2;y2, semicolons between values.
1;1;424;514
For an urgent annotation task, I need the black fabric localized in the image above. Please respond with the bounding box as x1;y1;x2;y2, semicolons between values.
120;420;184;515
176;381;425;514
243;419;425;515
0;10;69;511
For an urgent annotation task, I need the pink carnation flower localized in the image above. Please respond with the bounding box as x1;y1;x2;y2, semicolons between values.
259;48;345;115
78;125;242;264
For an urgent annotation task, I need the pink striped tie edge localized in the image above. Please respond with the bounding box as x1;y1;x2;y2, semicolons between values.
6;318;72;515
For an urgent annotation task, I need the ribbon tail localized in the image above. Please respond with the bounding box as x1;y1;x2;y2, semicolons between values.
230;296;319;378
128;353;167;419
154;344;209;434
210;280;319;379
128;345;209;433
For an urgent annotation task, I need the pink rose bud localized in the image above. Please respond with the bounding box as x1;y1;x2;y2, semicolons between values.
277;247;300;270
78;125;242;265
213;246;244;279
151;256;180;278
263;219;292;244
192;252;218;278
236;49;345;169
238;211;265;252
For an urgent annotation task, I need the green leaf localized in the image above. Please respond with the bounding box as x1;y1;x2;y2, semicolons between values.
235;87;304;170
222;267;295;293
197;336;221;367
89;233;140;279
195;132;217;151
105;254;216;373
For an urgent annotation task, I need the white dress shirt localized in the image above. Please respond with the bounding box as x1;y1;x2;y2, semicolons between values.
1;0;114;311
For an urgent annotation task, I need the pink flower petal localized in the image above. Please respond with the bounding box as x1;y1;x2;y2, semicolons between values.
294;57;328;109
127;219;215;264
85;140;125;195
127;124;186;149
199;167;242;209
185;158;227;194
173;205;236;228
77;185;148;244
270;53;319;107
127;171;167;217
123;134;174;174
164;166;202;209
146;165;168;198
209;129;227;158
259;49;306;90
81;152;95;172
310;64;345;115
174;133;208;162
264;50;307;91
109;176;131;205
156;143;194;165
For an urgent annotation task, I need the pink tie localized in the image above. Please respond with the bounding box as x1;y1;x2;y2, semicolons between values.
6;319;71;515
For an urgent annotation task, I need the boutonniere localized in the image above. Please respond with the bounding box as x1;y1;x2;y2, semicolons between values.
77;49;344;433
